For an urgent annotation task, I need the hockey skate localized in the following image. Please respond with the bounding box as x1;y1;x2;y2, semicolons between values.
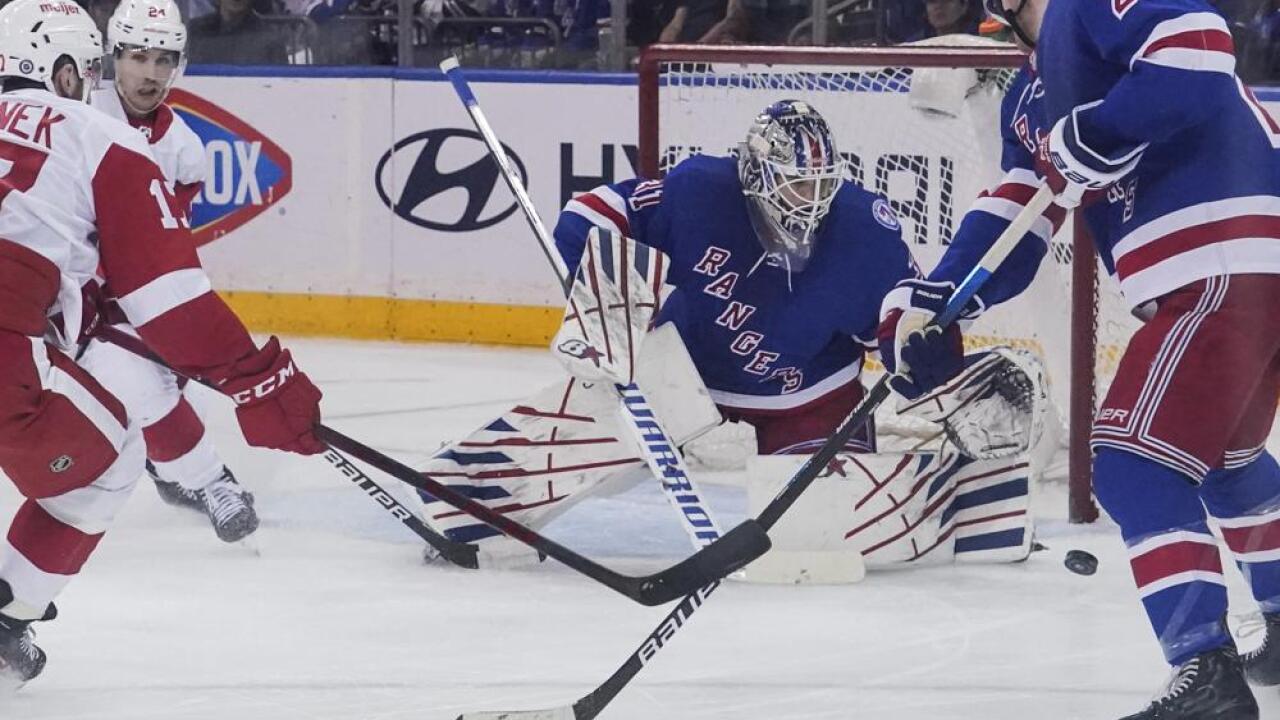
0;582;52;690
0;613;46;688
147;460;204;512
1120;645;1259;719
1242;612;1280;686
201;469;258;543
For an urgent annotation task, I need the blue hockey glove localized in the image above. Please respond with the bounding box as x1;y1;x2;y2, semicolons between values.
1042;108;1145;210
877;279;969;400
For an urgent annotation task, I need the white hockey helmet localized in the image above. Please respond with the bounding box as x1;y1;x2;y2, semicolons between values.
0;0;102;102
107;0;187;56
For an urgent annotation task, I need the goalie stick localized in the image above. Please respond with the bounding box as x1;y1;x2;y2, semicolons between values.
439;56;728;554
457;184;1058;719
95;326;766;606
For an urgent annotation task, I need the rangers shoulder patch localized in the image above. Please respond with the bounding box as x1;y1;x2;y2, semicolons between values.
872;198;901;231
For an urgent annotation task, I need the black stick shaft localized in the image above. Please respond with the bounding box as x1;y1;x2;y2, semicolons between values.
94;326;479;567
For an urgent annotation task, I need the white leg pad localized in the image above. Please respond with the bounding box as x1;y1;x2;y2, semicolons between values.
740;447;1036;582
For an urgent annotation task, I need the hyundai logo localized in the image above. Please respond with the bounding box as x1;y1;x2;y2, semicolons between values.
375;129;528;232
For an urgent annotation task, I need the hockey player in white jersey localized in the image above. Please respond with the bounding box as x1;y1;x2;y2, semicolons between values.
75;0;260;543
0;0;323;685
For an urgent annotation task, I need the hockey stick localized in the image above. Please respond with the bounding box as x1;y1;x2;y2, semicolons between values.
440;56;728;552
94;325;479;569
458;185;1058;719
315;426;765;606
96;326;767;606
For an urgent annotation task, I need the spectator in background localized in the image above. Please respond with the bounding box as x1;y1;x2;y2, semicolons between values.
909;0;982;40
561;0;610;51
1226;0;1280;81
85;0;120;75
656;0;726;42
187;0;288;63
886;0;982;43
86;0;118;34
280;0;353;22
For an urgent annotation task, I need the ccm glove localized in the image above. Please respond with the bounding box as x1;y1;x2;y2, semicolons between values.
218;337;324;455
1041;107;1144;210
877;279;968;400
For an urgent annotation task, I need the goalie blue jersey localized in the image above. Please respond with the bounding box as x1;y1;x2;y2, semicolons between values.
553;154;914;412
930;0;1280;313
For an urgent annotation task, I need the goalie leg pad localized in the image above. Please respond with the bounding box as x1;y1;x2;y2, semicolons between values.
418;377;646;568
744;447;1035;577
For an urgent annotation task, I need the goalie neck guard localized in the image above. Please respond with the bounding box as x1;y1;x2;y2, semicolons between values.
737;100;845;275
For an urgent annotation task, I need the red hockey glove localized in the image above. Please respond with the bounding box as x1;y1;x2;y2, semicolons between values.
218;337;324;455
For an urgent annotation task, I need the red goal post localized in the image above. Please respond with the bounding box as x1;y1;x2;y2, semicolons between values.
637;43;1102;523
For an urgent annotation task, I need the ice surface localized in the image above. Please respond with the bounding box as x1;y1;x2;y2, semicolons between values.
2;338;1277;720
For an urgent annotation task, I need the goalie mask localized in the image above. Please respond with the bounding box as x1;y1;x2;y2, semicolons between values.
738;100;845;274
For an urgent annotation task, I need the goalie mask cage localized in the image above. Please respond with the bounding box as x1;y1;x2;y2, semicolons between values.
638;43;1127;524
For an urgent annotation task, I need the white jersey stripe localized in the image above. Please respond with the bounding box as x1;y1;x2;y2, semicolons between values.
116;268;213;326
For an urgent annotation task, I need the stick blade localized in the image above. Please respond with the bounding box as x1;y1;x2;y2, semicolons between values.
636;520;771;605
457;707;576;720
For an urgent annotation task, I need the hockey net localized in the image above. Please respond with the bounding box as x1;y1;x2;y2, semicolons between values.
639;41;1141;522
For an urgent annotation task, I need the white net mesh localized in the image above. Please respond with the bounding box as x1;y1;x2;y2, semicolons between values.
654;45;1140;488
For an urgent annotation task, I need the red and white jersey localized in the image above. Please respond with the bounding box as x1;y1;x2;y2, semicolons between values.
91;87;204;207
0;88;254;379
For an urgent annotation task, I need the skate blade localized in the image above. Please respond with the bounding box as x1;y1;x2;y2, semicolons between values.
0;672;28;696
233;532;261;557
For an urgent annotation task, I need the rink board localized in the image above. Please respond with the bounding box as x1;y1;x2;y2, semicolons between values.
173;66;1280;345
178;66;637;344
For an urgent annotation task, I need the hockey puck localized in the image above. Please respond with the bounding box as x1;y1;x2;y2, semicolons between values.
1064;549;1098;576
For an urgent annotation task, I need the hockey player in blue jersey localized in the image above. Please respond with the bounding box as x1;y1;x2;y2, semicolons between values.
414;100;1043;572
555;100;918;455
880;0;1280;716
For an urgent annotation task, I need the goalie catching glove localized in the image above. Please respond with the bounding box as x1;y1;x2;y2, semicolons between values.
552;227;670;386
895;347;1048;460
